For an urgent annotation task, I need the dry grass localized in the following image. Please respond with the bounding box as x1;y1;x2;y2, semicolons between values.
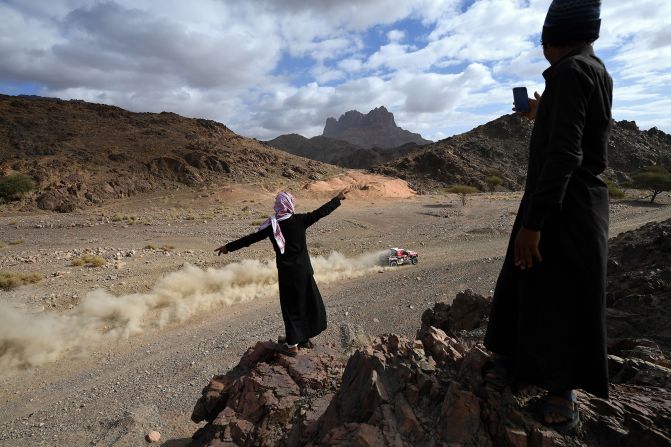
0;241;5;249
160;245;175;251
0;271;43;290
71;254;106;267
144;244;157;250
8;240;24;245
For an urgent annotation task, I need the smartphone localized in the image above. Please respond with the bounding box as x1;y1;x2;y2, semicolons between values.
513;87;530;113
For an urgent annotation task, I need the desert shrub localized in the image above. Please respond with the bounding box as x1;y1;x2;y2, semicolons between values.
446;184;480;206
0;241;5;249
0;271;42;290
144;244;157;250
631;166;671;203
111;213;140;224
160;245;175;251
0;174;35;201
71;254;106;267
8;240;24;245
485;175;503;191
606;180;625;199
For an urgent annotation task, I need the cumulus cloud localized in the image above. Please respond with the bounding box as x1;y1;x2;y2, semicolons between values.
0;0;668;140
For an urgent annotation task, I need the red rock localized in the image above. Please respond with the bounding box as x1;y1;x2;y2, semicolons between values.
394;393;422;437
440;382;483;443
318;423;387;447
421;326;465;365
529;428;559;447
505;427;527;447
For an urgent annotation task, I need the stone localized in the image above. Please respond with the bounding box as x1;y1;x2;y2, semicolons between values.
505;427;527;447
440;382;483;443
145;430;160;443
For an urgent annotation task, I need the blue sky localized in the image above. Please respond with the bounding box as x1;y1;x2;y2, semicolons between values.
1;0;669;142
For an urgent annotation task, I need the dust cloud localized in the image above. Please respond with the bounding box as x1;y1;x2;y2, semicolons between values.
0;251;388;371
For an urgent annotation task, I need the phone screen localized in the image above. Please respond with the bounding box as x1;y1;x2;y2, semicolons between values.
513;87;530;113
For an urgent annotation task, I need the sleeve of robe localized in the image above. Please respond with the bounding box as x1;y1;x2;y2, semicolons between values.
302;197;341;228
522;62;595;231
225;225;271;252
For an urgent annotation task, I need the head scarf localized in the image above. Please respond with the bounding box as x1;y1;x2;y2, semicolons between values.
257;192;295;254
541;0;601;47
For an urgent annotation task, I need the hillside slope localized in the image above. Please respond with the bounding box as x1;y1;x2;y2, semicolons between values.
266;133;422;169
373;114;671;191
0;95;340;211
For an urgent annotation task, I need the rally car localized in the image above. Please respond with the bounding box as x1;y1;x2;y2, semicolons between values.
386;248;418;267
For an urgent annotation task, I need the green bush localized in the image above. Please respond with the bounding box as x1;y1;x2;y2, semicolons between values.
606;180;625;199
631;166;671;203
446;184;479;206
485;175;503;191
0;174;35;201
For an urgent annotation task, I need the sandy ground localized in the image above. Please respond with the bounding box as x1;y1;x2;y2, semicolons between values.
0;180;670;446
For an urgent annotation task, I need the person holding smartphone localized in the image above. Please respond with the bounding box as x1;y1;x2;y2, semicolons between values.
484;0;612;431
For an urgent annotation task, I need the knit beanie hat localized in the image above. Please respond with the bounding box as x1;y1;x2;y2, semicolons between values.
541;0;601;46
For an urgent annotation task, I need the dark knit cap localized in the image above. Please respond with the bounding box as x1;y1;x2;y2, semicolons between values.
541;0;601;46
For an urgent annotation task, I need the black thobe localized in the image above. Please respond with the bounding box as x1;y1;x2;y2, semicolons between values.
225;198;341;345
484;44;613;398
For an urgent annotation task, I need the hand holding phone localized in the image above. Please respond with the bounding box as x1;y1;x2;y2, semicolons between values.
512;88;541;120
513;87;530;113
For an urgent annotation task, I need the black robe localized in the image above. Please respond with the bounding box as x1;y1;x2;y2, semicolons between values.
225;198;341;345
484;45;613;398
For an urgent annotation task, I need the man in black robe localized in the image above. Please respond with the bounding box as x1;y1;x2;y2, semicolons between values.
484;0;612;429
216;190;347;356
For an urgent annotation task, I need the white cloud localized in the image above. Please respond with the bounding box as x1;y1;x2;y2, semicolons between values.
387;29;406;43
0;0;669;142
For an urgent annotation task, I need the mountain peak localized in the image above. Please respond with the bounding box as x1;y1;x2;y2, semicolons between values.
322;106;429;149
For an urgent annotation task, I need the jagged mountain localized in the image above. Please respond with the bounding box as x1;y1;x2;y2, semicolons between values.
322;106;431;149
372;114;671;192
266;133;422;169
0;95;340;211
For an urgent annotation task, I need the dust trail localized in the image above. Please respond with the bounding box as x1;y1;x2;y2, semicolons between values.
0;251;388;371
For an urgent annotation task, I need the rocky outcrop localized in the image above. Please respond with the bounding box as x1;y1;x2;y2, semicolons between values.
322;106;431;149
307;333;671;447
190;341;345;447
189;295;671;446
606;218;671;351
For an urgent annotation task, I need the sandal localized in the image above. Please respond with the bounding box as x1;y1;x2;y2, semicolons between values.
299;339;315;349
483;356;514;388
541;390;580;432
273;342;298;357
278;336;314;349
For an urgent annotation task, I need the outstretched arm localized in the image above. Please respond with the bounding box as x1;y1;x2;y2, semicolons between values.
303;189;349;228
215;226;271;255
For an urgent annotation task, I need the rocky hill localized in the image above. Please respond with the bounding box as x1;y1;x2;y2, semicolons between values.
322;106;431;149
0;95;340;211
373;114;671;192
189;221;671;446
266;133;422;169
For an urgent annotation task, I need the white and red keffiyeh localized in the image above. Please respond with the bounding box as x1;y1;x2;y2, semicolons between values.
256;192;295;254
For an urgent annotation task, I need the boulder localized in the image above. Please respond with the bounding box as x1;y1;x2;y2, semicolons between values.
190;341;344;447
